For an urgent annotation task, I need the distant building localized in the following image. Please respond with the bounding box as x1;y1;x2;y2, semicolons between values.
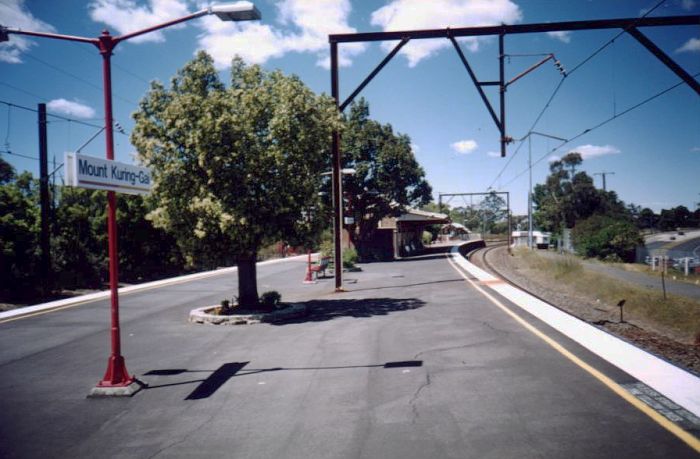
376;208;450;258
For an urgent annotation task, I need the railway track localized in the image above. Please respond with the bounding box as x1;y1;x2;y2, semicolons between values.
466;242;618;326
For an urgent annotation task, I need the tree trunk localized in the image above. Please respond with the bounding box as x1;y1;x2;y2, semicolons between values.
237;254;258;308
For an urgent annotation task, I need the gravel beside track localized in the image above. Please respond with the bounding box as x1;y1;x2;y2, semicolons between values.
468;243;700;375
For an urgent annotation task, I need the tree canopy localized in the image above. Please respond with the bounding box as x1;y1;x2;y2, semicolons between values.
131;52;340;306
340;99;432;260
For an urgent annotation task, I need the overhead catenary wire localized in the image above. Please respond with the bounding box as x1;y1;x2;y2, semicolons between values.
23;52;138;106
0;99;128;134
488;0;668;190
0;149;39;161
499;70;700;189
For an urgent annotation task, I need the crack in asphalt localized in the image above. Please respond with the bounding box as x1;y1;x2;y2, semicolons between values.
409;371;432;424
413;339;498;360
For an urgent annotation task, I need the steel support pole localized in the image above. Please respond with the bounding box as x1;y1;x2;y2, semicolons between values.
330;41;343;292
97;32;133;387
38;103;50;292
499;33;506;157
528;135;533;249
506;191;512;254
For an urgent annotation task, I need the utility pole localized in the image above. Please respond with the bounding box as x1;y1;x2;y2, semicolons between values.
594;171;615;191
38;103;51;294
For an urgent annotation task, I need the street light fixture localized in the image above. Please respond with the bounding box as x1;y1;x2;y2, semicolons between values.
1;2;260;396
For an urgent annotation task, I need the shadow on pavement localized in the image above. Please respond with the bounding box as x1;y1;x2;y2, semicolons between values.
143;360;423;399
271;297;426;325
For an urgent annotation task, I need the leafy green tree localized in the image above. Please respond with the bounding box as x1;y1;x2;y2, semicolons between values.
571;215;643;262
0;158;40;300
638;207;658;230
116;195;184;283
533;152;627;235
131;52;339;307
51;187;106;289
341;99;432;260
479;191;506;234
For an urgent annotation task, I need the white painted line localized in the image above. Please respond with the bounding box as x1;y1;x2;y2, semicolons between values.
450;246;700;418
0;254;312;321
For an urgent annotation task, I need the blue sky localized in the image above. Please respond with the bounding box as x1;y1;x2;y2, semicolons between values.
1;0;698;215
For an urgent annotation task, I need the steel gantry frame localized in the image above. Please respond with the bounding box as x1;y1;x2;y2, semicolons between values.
328;14;699;291
438;192;512;251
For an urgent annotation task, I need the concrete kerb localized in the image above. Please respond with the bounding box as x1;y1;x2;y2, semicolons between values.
449;243;700;418
0;254;313;321
189;303;308;325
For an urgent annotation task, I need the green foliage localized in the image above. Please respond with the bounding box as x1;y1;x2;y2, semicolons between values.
51;187;106;289
533;152;630;236
132;52;340;306
260;290;282;310
422;231;433;245
479;191;507;234
572;215;643;262
220;299;232;315
0;159;40;300
319;231;334;259
340;99;432;261
342;247;358;268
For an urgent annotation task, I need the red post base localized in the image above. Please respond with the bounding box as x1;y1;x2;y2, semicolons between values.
303;250;316;284
303;269;315;283
97;355;134;387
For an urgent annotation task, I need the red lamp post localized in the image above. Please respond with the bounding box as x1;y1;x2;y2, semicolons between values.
1;2;260;395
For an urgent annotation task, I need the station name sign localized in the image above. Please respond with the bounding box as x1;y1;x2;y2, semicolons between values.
65;153;152;195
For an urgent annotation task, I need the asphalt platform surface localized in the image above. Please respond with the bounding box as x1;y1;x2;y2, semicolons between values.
0;245;697;458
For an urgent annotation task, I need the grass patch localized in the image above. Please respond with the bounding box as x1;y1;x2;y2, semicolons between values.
515;250;700;342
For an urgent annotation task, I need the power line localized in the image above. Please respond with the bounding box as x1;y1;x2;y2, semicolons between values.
0;99;128;134
69;41;151;85
0;81;48;101
23;52;138;106
488;0;668;189
499;71;699;189
0;150;39;161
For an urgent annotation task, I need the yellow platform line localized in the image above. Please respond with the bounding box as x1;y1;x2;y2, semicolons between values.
446;254;700;453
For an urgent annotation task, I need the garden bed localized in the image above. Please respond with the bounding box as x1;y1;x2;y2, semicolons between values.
189;303;307;325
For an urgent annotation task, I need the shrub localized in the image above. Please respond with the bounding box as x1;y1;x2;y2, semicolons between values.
422;231;433;246
260;290;282;310
343;247;359;268
572;215;643;262
220;299;233;315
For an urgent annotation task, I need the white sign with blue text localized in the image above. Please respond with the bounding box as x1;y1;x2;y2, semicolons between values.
65;153;152;195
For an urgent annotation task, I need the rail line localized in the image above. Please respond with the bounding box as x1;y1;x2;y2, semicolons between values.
465;242;620;327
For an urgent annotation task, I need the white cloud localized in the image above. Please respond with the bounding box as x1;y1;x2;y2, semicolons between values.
691;146;700;152
0;0;55;63
411;143;420;153
370;0;522;67
547;31;571;43
487;151;501;157
681;0;696;11
88;0;190;43
676;37;700;53
196;0;366;69
548;155;561;163
451;139;478;154
570;144;621;159
47;99;96;119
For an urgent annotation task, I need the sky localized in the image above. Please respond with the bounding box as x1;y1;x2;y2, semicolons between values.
0;0;698;216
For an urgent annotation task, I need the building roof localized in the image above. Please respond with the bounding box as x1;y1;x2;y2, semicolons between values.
396;208;449;222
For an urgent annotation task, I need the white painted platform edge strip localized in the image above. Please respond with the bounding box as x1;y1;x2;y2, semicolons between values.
0;254;311;321
450;246;700;418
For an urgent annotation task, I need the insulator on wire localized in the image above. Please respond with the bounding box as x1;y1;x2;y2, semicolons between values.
554;60;567;77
